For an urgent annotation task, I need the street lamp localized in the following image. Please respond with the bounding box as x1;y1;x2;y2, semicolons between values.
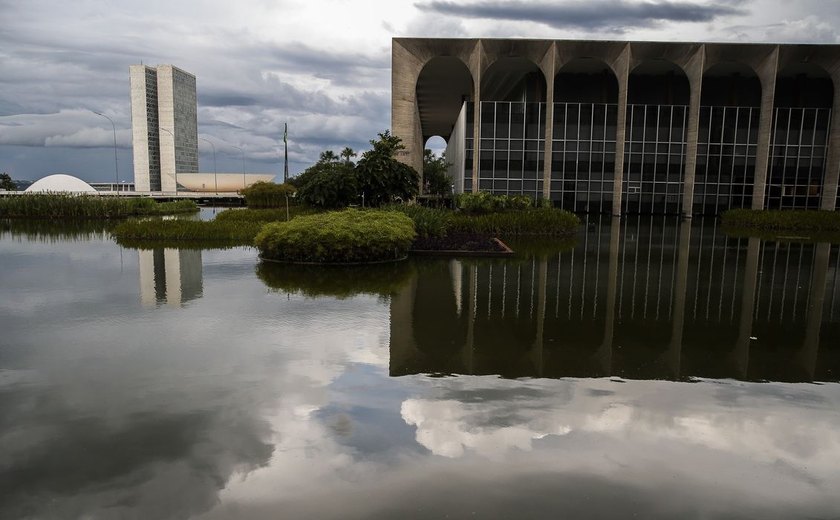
92;111;119;189
198;137;218;194
159;127;177;194
230;144;246;189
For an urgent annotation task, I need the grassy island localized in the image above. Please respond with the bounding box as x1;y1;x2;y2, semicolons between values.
721;209;840;238
255;209;415;263
0;194;197;219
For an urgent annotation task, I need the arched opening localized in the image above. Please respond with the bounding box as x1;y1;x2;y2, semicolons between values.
767;64;834;210
625;60;691;214
416;57;474;194
552;58;620;213
423;135;453;196
477;58;547;198
695;62;762;215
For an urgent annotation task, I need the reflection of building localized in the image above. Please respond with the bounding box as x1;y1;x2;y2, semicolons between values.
393;39;840;215
390;218;840;382
138;249;203;307
130;64;198;192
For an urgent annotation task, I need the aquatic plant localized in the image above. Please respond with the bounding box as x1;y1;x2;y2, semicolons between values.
0;194;197;219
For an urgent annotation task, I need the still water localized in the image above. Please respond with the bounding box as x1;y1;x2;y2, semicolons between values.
1;213;839;519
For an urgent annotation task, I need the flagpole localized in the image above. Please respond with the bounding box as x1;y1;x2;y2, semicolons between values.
283;122;289;183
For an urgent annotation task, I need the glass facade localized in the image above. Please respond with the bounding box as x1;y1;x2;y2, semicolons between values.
623;104;688;215
766;107;831;210
551;103;618;213
695;106;759;215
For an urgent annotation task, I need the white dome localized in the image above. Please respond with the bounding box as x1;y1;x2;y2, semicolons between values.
25;174;97;194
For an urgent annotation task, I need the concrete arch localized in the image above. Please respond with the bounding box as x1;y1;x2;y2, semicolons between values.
701;62;762;106
774;62;833;108
416;56;475;140
554;57;619;103
480;56;547;102
628;59;691;105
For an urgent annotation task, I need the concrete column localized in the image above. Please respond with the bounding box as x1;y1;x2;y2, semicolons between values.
612;45;631;216
542;43;556;200
752;47;779;210
391;41;424;186
820;76;840;210
471;43;484;193
681;46;705;218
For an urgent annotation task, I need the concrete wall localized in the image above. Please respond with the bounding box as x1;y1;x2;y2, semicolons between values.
393;38;840;214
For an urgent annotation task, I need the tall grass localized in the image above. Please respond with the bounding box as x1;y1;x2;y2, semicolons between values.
111;218;262;248
214;205;317;223
0;194;197;219
721;209;840;232
388;204;579;237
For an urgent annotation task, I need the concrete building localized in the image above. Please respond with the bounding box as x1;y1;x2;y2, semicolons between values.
130;64;198;192
392;38;840;215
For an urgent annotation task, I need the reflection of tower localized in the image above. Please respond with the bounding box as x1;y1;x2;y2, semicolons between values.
138;249;203;307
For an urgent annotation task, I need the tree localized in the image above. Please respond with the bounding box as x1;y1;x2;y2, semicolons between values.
354;130;420;206
297;161;358;208
318;150;339;164
0;173;15;191
423;149;452;197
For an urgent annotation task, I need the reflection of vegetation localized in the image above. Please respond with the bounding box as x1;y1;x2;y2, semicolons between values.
722;209;840;232
504;236;579;257
112;219;262;247
1;218;113;241
255;209;416;263
256;260;414;298
0;195;197;219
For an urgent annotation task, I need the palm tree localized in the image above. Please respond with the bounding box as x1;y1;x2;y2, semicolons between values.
340;147;356;164
319;150;339;164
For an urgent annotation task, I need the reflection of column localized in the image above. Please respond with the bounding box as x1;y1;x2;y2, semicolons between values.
450;260;463;316
596;216;622;374
612;45;631;216
667;220;692;378
799;242;831;378
464;264;477;373
751;47;779;210
733;237;761;378
681;46;705;218
388;273;418;376
139;250;156;308
530;257;548;377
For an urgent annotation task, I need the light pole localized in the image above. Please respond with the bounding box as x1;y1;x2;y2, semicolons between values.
159;127;177;194
92;111;119;189
231;144;246;189
199;137;218;194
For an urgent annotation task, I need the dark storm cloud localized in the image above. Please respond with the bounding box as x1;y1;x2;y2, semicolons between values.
417;0;749;31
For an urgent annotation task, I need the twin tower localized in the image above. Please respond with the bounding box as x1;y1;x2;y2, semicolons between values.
129;65;198;192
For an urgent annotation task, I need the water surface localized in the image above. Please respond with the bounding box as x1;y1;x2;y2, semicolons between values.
1;215;839;519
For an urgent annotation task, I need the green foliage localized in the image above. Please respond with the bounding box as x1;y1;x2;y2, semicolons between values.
455;192;539;213
0;194;197;219
112;218;262;247
254;209;416;263
296;163;359;208
0;173;16;191
388;204;580;238
256;260;414;299
355;131;420;206
423;149;451;197
240;181;296;208
214;206;317;223
721;209;840;232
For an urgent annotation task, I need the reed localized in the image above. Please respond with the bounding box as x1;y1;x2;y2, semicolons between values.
0;194;197;219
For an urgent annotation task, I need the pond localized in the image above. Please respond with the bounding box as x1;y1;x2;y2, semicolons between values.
1;214;839;519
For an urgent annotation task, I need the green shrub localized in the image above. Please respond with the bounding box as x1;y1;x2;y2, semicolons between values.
254;209;416;263
386;204;453;239
256;260;414;298
455;192;543;213
450;208;579;236
721;209;840;232
240;182;296;208
0;194;197;219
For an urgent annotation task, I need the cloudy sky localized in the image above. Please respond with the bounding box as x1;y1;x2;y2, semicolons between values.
1;0;839;183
